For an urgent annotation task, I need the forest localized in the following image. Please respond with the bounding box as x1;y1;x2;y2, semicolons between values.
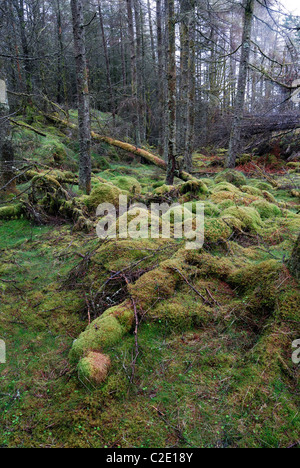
0;0;299;449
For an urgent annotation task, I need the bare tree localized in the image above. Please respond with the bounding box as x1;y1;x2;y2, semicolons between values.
0;78;15;194
166;0;176;185
227;0;255;168
70;0;92;194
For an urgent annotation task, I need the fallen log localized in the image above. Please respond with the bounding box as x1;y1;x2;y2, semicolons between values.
44;114;195;183
9;119;47;137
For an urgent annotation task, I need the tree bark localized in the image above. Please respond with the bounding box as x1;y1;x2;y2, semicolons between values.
184;5;196;172
97;0;115;121
226;0;255;168
165;0;177;185
0;79;16;194
70;0;92;194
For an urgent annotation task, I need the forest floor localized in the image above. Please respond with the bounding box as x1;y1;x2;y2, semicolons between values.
0;112;299;448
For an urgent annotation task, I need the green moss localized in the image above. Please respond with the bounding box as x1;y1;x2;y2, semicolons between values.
241;185;263;197
0;204;23;220
102;374;128;399
154;184;174;196
252;181;274;191
251;200;281;220
129;264;178;310
162;205;193;224
212;182;242;195
184;250;235;279
111;176;142;195
148;293;213;330
188;201;220;217
94;156;111;170
222;206;263;232
217;199;235;210
179;179;209;197
277;290;300;321
229;260;282;316
205;218;232;243
214;170;247;187
198;178;215;188
261;190;277;203
101;301;134;330
211;190;237;204
230;260;281;290
69;315;125;364
86;183;123;211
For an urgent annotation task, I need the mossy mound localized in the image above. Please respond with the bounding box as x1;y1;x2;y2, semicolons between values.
261;190;276;203
78;352;111;385
277;289;300;321
199;177;215;188
230;259;281;290
211;190;237;204
251;200;281;220
214;170;247;188
205;218;232;243
162;205;194;225
86;183;123;211
129;263;178;310
183;250;235;279
0;204;23;220
93;156;111;171
222;206;263;232
186;201;220;217
110;206;161;238
212;182;242;195
153;184;175;196
92;238;176;274
111;176;142;195
252;181;274;191
217;199;235;210
241;185;263;197
179;179;209;197
229;260;282;316
148;293;213;330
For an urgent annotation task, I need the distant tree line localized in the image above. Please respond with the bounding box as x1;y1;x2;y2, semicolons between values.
0;0;300;187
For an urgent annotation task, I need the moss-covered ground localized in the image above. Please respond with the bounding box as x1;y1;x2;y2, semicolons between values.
0;114;299;448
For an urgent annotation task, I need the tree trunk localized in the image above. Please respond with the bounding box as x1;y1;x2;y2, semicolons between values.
126;0;140;146
165;0;177;185
184;5;196;172
0;79;16;195
147;0;156;63
97;0;115;122
70;0;92;194
226;0;255;168
13;0;33;98
156;0;164;156
288;232;300;280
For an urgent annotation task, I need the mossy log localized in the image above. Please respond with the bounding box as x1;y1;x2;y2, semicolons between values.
9;119;47;137
45;114;195;183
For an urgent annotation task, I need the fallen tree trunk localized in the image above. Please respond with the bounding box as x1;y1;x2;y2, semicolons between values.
45;114;195;182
